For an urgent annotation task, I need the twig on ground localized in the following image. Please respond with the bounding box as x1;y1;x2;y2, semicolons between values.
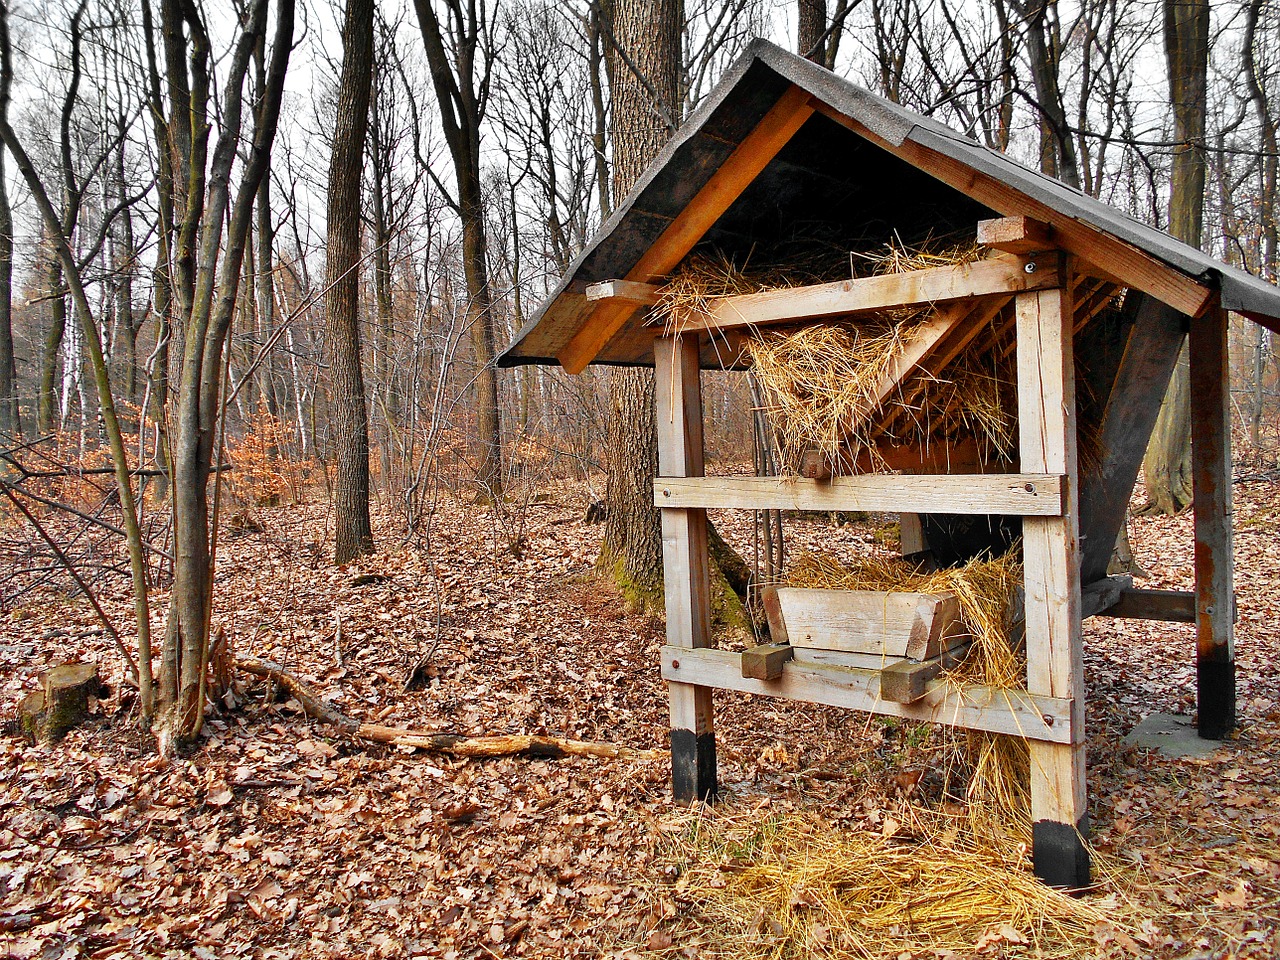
235;656;667;761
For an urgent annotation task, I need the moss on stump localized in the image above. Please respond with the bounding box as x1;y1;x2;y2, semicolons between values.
19;662;104;743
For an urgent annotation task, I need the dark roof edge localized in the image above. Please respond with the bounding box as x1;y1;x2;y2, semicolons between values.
497;41;777;368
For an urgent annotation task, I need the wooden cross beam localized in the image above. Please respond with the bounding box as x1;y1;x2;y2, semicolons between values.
676;255;1060;332
557;85;816;374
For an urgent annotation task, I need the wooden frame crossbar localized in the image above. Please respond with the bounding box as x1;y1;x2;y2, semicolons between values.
654;474;1065;515
673;255;1062;332
660;647;1073;743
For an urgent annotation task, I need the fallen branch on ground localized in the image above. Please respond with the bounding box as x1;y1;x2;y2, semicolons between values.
234;657;667;761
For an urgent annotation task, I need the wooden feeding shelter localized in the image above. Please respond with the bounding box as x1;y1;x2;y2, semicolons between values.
498;41;1280;887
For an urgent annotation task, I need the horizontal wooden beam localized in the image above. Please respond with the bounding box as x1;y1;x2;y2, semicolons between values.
1083;576;1239;623
558;85;816;373
586;279;660;305
678;254;1061;332
661;646;1074;743
978;216;1054;254
654;473;1065;516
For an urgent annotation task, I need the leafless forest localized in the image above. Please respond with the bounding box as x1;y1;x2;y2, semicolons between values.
2;0;1280;957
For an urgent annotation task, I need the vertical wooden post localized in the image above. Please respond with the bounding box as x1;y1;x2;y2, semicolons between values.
1016;286;1089;887
654;335;717;801
1190;306;1235;739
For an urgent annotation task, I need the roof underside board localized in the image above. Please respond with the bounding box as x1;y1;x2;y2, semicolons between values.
499;41;1280;370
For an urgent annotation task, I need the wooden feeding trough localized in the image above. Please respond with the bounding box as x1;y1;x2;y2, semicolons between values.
499;40;1280;888
747;585;971;706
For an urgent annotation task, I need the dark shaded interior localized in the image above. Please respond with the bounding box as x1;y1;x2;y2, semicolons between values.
695;111;999;272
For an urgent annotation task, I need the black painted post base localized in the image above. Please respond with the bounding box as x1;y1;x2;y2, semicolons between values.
1197;657;1236;740
1032;817;1091;889
670;729;717;802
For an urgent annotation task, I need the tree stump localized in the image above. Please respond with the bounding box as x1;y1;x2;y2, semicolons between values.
19;662;105;743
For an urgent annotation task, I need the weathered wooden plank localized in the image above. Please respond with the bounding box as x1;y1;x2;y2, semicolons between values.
680;256;1059;332
812;102;1214;319
879;642;972;704
1094;585;1198;623
1078;295;1186;583
802;437;988;479
1017;286;1089;887
660;646;1073;743
1189;306;1235;740
655;336;716;801
790;647;897;670
654;474;1066;516
559;86;815;373
1079;576;1131;620
977;216;1055;253
586;279;660;305
773;587;963;660
741;644;794;680
760;584;789;644
899;513;926;556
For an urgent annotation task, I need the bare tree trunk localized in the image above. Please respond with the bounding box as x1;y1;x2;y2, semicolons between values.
328;0;376;564
0;140;15;437
587;5;612;222
254;40;280;421
1143;0;1209;514
412;0;503;500
38;253;67;433
598;0;681;607
797;0;826;62
1244;0;1277;460
1009;0;1081;189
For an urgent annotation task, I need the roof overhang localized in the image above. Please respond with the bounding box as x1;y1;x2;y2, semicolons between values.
500;40;1280;371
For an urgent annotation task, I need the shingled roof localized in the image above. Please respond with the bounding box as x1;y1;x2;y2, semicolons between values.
499;39;1280;371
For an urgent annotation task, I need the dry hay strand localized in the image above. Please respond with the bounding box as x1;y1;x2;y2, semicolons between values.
655;807;1119;960
747;322;923;475
727;239;1009;475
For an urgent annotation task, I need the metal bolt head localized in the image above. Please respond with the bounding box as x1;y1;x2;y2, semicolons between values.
1024;261;1038;274
662;488;671;497
1042;713;1055;726
671;659;680;669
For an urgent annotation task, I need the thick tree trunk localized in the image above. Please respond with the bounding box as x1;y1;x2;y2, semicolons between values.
1143;0;1209;514
599;0;681;605
327;0;375;564
797;0;826;62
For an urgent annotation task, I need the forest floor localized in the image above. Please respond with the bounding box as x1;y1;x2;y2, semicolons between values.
2;473;1280;959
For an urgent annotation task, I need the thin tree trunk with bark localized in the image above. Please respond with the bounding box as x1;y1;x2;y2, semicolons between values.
412;0;503;500
797;0;826;62
0;140;15;437
327;0;376;564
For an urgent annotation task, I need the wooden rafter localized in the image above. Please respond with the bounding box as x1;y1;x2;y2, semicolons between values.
813;101;1214;319
557;85;816;374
